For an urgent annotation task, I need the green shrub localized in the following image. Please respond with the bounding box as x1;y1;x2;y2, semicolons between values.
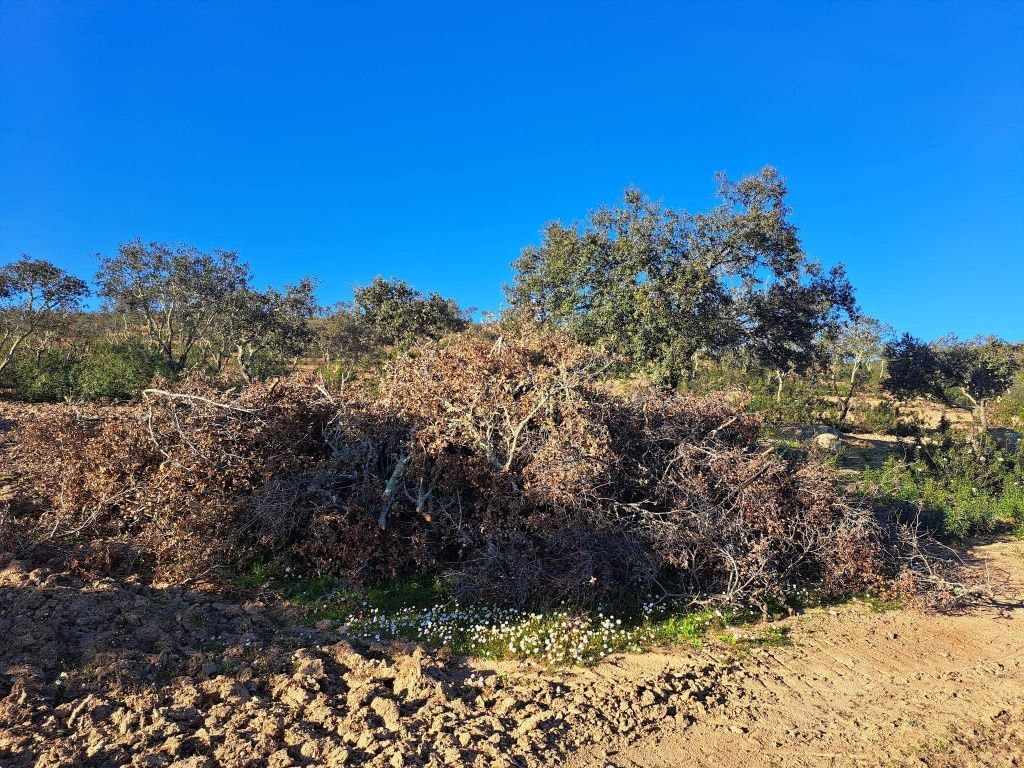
992;372;1024;430
5;349;81;402
77;339;166;400
849;400;900;435
240;348;291;380
3;339;166;402
746;376;828;426
862;438;1024;540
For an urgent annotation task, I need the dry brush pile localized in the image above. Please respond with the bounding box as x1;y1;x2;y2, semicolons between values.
12;331;893;610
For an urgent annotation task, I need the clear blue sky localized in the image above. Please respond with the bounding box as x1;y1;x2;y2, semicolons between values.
2;1;1022;340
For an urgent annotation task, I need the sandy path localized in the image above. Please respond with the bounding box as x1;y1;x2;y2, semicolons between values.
569;538;1024;768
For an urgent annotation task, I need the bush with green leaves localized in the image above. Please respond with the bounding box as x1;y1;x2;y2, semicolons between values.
991;372;1024;430
745;373;828;426
5;349;81;402
847;400;901;435
3;338;167;402
77;339;168;400
861;435;1024;540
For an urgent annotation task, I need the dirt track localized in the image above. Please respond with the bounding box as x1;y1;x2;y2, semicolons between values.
572;538;1024;768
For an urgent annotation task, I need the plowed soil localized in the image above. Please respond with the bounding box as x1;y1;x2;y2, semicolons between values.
571;538;1024;768
1;539;1021;767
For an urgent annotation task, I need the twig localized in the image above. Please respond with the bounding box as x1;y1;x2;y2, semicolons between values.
142;389;258;414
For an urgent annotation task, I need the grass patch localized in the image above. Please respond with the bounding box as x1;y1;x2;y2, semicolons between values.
237;566;806;665
861;594;903;613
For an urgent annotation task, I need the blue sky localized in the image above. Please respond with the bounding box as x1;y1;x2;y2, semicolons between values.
2;1;1022;340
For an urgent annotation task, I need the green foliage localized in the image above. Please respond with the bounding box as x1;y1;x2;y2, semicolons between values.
214;278;319;381
819;316;892;428
992;372;1024;429
884;334;1021;428
353;277;469;349
5;349;80;402
507;168;855;385
718;625;790;648
862;594;902;612
847;400;901;435
96;240;251;372
862;438;1024;540
240;565;795;665
882;334;940;401
77;339;168;399
933;335;1021;408
312;279;470;369
746;373;826;425
313;305;366;364
237;348;290;380
0;256;89;378
4;338;166;402
234;567;450;615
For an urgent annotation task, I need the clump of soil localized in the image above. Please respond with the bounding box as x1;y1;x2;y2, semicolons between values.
0;560;737;767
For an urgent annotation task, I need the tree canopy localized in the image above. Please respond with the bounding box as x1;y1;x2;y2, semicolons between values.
506;168;855;385
97;240;250;372
0;256;89;376
352;277;470;349
884;333;1022;430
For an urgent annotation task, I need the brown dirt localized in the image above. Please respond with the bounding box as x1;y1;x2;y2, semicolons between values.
568;537;1024;768
0;555;732;768
1;540;1021;767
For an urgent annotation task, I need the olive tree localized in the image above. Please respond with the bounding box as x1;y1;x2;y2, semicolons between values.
96;240;250;372
0;256;89;377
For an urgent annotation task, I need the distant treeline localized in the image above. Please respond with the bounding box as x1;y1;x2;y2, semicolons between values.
2;167;1022;432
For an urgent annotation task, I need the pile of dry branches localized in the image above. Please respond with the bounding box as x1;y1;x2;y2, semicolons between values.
18;332;894;607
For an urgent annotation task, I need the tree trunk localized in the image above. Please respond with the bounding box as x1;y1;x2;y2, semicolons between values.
0;331;32;378
236;345;251;382
837;359;861;428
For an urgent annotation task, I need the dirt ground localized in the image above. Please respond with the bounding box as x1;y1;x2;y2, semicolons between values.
0;540;1021;767
0;552;734;768
571;538;1024;768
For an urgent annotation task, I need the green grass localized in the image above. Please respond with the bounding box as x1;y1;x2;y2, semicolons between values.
861;594;903;613
235;565;801;665
234;566;447;613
